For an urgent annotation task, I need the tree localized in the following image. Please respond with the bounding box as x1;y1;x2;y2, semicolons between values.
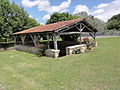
46;12;79;24
75;12;106;31
0;0;40;42
107;13;120;30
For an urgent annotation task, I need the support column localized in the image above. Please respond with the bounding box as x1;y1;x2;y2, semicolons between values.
30;34;38;46
14;36;17;45
20;34;26;45
79;24;82;43
75;24;85;43
47;34;50;49
53;34;58;50
89;32;94;40
89;32;97;47
93;32;96;42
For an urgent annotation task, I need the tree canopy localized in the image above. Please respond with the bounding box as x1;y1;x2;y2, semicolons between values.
0;0;40;42
107;13;120;30
46;12;79;24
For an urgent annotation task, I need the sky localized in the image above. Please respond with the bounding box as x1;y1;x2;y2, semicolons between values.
10;0;120;24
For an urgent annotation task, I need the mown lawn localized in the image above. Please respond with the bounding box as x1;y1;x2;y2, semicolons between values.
0;37;120;90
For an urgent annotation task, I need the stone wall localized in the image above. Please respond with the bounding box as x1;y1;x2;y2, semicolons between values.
14;45;39;54
45;49;60;58
0;47;15;52
66;44;87;55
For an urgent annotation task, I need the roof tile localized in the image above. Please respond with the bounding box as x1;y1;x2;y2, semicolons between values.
14;18;85;35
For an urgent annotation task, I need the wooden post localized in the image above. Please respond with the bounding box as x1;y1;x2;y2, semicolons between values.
47;34;50;49
89;32;96;41
20;34;26;45
75;24;85;43
14;36;17;45
79;24;82;43
30;34;37;46
53;34;58;50
94;32;96;42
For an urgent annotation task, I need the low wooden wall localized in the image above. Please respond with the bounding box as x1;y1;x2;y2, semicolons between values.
14;45;39;54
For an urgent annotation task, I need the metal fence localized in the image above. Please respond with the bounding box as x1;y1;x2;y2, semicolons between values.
96;30;120;36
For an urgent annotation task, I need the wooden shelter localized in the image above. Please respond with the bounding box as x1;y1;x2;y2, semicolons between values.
13;18;97;58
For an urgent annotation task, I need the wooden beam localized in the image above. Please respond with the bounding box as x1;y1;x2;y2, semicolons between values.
57;23;77;33
75;24;85;32
89;32;95;41
58;32;81;35
81;23;94;32
58;22;81;33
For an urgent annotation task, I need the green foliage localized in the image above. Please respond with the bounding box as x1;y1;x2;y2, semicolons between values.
46;12;79;24
75;12;106;31
107;13;120;30
0;0;40;42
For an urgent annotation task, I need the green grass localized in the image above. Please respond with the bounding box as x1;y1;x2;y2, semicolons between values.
0;37;120;90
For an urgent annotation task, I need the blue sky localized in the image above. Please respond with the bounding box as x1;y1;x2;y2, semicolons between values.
10;0;120;24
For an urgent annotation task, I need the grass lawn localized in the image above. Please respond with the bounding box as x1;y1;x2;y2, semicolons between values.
0;37;120;90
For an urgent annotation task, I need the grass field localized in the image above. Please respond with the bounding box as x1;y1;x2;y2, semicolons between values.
0;37;120;90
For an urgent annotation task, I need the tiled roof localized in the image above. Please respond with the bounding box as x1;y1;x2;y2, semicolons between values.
13;18;85;35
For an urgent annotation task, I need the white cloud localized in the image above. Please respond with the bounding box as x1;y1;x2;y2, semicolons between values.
73;0;120;22
92;9;104;15
21;0;40;8
38;0;50;12
93;0;120;22
42;14;50;20
40;0;71;14
73;5;89;14
21;0;71;20
96;3;109;9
